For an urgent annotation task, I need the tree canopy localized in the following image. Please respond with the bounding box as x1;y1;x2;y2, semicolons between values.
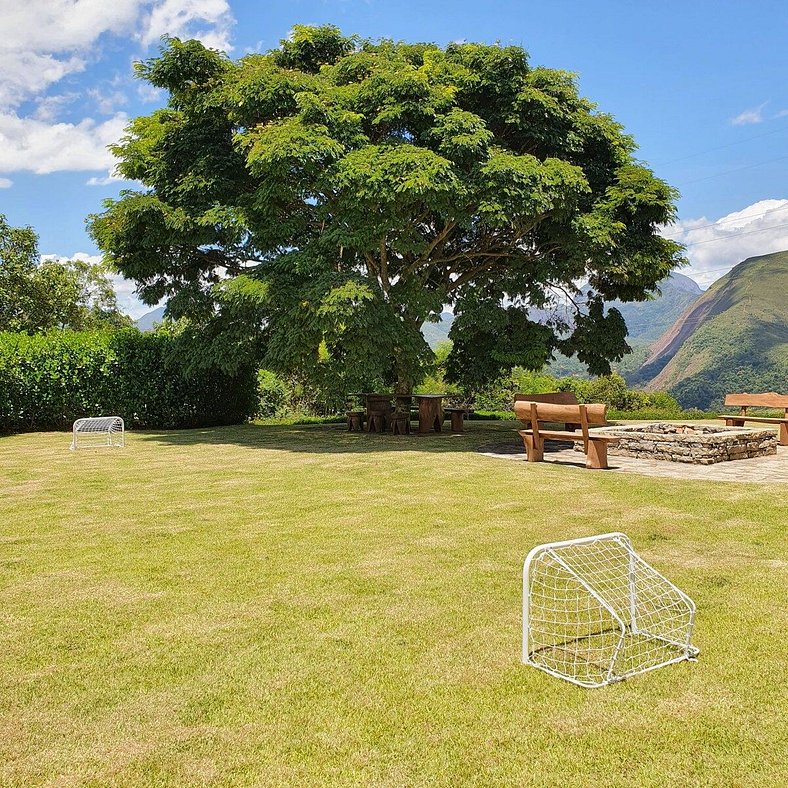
0;214;130;333
90;25;683;392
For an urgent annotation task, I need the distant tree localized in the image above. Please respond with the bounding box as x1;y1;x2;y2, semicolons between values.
89;26;683;392
0;214;132;333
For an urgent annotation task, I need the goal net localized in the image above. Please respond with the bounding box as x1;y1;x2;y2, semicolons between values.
70;416;125;450
523;532;697;687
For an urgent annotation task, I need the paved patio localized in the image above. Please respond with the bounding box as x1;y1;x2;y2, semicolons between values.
478;440;788;484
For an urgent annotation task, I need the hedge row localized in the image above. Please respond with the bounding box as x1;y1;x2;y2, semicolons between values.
0;330;257;432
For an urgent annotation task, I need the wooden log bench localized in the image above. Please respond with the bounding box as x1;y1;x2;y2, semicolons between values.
717;393;788;446
514;391;581;431
514;400;619;470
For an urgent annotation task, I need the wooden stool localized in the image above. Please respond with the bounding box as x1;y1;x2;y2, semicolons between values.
390;415;410;435
444;407;468;434
346;410;364;432
367;412;385;433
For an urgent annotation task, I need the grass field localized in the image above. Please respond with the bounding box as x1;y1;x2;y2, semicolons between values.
1;422;786;786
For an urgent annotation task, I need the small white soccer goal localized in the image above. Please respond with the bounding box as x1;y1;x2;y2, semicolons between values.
70;416;125;450
523;532;697;687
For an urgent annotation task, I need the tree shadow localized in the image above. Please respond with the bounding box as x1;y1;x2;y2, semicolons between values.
133;420;522;455
476;438;593;469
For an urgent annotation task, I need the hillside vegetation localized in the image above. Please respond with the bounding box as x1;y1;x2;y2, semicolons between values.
601;271;702;343
638;251;788;409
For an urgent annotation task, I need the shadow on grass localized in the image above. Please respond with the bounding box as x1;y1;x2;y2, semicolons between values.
134;420;523;456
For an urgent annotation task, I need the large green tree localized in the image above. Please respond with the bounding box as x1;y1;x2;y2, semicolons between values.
0;214;131;333
90;26;683;393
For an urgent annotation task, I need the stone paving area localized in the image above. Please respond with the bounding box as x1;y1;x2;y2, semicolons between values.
478;439;788;483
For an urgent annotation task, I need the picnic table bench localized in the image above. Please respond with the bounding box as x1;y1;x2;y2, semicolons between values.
514;400;618;469
443;406;470;434
718;393;788;445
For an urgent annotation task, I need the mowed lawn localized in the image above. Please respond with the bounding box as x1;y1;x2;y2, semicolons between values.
1;422;786;786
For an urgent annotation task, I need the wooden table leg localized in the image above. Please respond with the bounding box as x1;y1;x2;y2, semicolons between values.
391;416;410;435
779;422;788;445
418;400;441;434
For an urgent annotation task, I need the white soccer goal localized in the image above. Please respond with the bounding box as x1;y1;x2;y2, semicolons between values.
70;416;125;450
523;532;698;687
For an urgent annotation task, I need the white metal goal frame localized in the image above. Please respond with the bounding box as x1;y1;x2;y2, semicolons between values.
70;416;125;450
523;532;698;688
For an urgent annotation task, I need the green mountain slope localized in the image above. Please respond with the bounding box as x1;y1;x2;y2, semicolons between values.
639;251;788;409
603;271;702;343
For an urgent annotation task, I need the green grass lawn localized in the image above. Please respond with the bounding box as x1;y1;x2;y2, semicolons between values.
1;422;786;786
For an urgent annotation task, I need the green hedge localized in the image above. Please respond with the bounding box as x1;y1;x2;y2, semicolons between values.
0;330;257;432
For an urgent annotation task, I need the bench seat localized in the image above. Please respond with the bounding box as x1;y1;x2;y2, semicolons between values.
527;428;619;443
719;415;786;424
717;392;788;445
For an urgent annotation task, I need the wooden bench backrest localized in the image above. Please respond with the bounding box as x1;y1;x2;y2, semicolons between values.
514;391;579;405
513;400;608;425
724;392;788;416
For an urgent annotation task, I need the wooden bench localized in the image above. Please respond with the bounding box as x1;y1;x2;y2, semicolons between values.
718;393;788;446
514;400;619;470
515;391;581;431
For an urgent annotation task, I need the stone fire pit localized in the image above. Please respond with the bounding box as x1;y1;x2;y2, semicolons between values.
587;422;778;465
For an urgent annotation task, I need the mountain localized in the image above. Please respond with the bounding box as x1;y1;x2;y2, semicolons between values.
635;251;788;409
135;306;166;332
420;273;702;351
600;272;703;343
421;311;454;348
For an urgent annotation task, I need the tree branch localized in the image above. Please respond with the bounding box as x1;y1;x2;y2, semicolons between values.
379;237;389;296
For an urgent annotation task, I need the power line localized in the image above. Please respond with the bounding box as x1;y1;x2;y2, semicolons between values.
677;154;788;186
661;202;788;238
654;122;788;167
680;221;788;246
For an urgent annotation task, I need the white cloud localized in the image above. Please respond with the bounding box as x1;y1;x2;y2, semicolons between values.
41;252;152;319
109;271;155;319
0;1;234;185
730;102;768;125
137;83;165;103
0;1;139;108
32;93;80;122
0;112;127;175
0;177;12;188
86;175;124;186
662;198;788;287
87;87;129;115
140;0;234;51
0;1;234;109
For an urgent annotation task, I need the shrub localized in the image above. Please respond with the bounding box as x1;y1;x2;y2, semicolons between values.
0;330;256;432
256;370;291;418
556;373;684;413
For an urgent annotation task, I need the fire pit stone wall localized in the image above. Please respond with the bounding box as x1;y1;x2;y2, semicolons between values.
589;423;778;465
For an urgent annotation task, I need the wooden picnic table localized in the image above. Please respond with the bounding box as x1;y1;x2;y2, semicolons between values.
413;394;446;434
361;393;394;432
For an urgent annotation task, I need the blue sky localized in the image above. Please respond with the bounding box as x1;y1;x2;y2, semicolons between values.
1;0;788;316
